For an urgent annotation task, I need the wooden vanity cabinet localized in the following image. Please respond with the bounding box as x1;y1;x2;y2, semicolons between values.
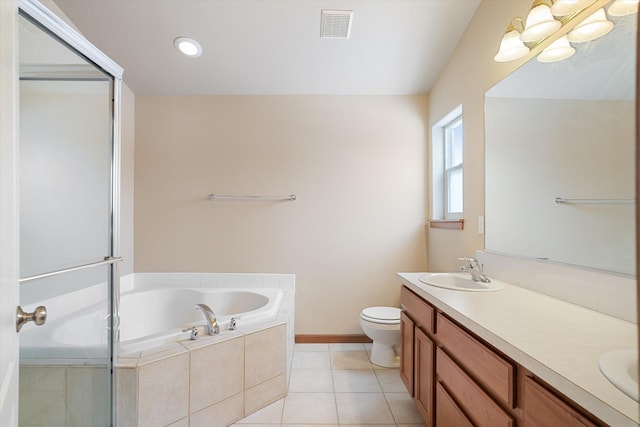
400;284;606;427
400;286;435;426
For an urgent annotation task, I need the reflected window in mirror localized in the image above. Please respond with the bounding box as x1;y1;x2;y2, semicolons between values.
431;105;464;229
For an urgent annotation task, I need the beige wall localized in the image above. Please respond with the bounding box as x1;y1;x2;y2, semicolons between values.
134;95;428;334
427;0;532;271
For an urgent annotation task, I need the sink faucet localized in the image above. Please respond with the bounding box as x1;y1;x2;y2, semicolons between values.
458;257;491;283
194;304;220;335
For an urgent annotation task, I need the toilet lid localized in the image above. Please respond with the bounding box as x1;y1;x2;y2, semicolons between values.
361;306;401;324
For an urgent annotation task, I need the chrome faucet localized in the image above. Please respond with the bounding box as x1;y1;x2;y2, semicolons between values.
194;304;220;335
458;257;491;283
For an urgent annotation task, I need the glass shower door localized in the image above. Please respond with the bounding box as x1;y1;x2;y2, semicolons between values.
17;9;119;427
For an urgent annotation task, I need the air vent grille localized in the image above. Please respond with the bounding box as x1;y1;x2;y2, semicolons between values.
320;10;353;39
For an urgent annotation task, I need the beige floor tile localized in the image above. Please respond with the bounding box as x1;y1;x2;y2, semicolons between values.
288;369;334;392
282;393;338;424
292;351;331;370
330;351;374;370
375;369;406;392
294;343;329;352
236;398;284;424
329;343;366;352
335;392;395;424
385;393;424;424
332;370;381;393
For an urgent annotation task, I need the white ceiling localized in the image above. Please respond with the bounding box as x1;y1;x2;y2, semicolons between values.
53;0;481;96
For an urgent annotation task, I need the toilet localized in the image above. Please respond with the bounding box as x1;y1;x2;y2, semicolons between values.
359;306;401;368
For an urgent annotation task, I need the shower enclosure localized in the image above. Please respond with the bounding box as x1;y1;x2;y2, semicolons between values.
16;1;123;425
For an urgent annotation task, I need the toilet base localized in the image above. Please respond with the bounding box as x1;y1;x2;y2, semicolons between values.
369;342;400;368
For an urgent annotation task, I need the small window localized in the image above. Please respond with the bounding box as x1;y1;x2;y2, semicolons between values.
444;117;463;219
431;106;464;227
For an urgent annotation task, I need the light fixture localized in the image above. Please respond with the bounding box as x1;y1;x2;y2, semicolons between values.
537;35;575;62
568;8;613;42
520;0;562;42
608;0;639;16
494;18;530;62
174;37;202;57
550;0;592;17
495;0;638;64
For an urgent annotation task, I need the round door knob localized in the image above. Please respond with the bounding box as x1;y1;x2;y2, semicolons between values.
16;305;47;332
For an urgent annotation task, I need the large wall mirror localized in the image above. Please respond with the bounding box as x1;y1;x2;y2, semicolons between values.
485;13;636;276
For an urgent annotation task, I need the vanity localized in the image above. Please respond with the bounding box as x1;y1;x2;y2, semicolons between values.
398;272;638;427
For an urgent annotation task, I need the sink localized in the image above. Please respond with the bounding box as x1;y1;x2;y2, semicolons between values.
418;273;504;292
599;349;639;401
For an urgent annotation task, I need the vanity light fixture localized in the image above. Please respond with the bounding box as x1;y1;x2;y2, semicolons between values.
568;8;613;42
174;37;202;57
495;0;638;63
520;0;562;42
551;0;593;16
537;35;576;62
494;18;530;62
608;0;639;16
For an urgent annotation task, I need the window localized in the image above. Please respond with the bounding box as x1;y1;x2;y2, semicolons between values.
431;106;464;228
444;116;463;218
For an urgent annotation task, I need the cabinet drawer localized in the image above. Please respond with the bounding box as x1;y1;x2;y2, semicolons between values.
436;382;473;427
400;286;434;333
436;347;515;427
524;376;599;427
437;313;515;407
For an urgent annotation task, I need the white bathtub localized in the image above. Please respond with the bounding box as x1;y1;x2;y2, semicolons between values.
19;286;284;364
118;287;283;355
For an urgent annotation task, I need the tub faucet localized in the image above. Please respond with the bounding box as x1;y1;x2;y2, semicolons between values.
458;257;491;283
194;304;220;335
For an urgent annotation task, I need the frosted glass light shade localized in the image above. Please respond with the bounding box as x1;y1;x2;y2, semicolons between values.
551;0;592;16
608;0;639;16
537;35;576;62
494;29;530;62
521;3;561;42
568;8;613;42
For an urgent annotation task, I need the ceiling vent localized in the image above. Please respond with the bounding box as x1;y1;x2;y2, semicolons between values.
320;10;353;39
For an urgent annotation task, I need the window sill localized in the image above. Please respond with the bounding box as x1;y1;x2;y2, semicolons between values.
429;219;464;230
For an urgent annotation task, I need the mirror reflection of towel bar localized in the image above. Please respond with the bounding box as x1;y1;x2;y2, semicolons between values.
208;194;296;202
555;197;636;205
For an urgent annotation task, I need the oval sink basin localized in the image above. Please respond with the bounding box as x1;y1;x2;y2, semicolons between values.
418;273;504;292
599;349;639;401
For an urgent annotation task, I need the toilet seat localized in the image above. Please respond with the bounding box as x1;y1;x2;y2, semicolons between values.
360;306;401;325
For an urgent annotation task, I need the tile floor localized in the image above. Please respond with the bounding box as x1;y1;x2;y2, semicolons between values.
233;343;426;427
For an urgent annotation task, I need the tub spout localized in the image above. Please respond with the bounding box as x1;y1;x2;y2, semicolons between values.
194;304;220;335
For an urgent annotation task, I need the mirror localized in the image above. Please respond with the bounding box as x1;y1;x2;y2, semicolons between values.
484;13;636;276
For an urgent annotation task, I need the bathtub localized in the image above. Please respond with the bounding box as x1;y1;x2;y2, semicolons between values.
19;286;284;364
118;287;284;355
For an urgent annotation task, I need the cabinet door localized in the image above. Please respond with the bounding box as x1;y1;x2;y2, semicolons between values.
524;376;599;427
415;327;434;426
400;311;414;394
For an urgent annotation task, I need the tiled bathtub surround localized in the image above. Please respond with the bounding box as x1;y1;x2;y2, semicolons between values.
476;251;636;323
115;272;295;427
117;324;287;427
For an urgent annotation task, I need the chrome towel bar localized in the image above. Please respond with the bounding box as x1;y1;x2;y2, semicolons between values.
208;194;296;202
555;197;635;205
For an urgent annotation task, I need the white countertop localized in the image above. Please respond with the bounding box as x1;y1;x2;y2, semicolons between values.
398;272;639;427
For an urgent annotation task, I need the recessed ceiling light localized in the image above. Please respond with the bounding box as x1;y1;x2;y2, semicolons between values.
174;37;202;57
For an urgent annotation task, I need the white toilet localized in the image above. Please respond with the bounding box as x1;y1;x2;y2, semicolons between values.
359;306;401;368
